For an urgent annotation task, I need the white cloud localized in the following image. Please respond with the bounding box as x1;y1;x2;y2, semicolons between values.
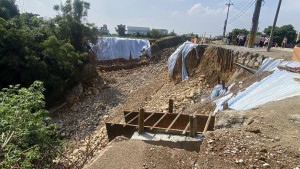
188;3;226;16
188;4;202;15
171;11;180;16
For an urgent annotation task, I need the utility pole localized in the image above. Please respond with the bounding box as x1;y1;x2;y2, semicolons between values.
267;0;282;52
247;0;263;48
223;0;233;38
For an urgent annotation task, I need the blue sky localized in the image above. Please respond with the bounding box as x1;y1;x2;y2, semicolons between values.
16;0;300;36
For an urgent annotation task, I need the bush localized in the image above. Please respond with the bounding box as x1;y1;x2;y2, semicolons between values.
0;81;62;168
150;29;161;39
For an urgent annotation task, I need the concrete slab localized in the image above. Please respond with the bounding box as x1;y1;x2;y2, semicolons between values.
131;132;205;152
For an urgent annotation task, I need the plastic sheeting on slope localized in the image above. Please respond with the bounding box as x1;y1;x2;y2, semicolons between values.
214;69;300;113
214;58;300;113
91;37;151;60
256;57;300;74
168;41;199;81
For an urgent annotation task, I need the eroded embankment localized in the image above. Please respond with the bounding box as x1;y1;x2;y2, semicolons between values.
52;44;271;168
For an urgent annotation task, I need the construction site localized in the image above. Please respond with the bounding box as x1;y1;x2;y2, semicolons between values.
48;36;300;168
2;0;300;168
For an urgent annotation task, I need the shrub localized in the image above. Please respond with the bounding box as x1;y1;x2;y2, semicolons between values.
0;81;62;168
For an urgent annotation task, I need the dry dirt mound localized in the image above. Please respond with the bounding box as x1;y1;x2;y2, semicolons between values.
196;46;236;85
171;45;206;82
170;46;242;85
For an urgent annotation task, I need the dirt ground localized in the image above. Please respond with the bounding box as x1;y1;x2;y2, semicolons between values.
84;96;300;169
50;44;300;168
198;96;300;168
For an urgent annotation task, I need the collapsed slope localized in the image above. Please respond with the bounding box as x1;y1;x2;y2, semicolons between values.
50;42;299;168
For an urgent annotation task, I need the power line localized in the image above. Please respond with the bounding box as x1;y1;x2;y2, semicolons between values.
229;0;255;22
228;22;248;29
229;0;255;23
229;0;251;17
230;17;251;29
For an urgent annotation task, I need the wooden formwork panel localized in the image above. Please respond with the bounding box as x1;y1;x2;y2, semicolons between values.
105;111;215;141
123;111;215;132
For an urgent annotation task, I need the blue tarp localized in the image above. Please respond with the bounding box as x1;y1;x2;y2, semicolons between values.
91;37;151;60
168;41;199;81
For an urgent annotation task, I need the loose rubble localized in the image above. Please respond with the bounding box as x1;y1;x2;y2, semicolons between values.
50;44;300;168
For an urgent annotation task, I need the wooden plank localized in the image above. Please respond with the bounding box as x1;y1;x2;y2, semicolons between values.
138;109;145;134
189;115;197;137
123;115;138;127
150;127;184;135
234;62;257;74
222;80;225;89
223;102;229;110
150;113;167;130
203;112;213;134
124;111;134;118
112;111;133;126
144;111;155;122
278;65;300;73
111;116;124;126
165;112;182;132
182;122;190;135
169;99;173;113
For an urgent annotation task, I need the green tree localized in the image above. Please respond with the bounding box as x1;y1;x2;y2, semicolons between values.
115;24;126;36
0;0;96;105
146;31;151;38
168;30;177;36
264;24;297;45
53;0;95;52
0;0;19;20
150;29;161;39
0;81;62;168
135;31;141;37
73;0;90;22
231;28;249;36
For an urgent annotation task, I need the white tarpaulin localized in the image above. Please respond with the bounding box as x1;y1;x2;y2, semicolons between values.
168;41;199;81
214;58;300;113
91;37;151;60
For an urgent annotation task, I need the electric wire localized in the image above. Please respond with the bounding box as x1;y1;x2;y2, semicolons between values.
228;22;248;29
229;0;255;22
229;0;255;23
229;0;251;17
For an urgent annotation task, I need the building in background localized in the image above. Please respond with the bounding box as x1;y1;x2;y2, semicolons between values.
153;29;168;34
99;24;109;35
127;26;150;35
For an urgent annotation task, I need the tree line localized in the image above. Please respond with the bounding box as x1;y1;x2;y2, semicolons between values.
0;0;98;104
230;24;297;46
